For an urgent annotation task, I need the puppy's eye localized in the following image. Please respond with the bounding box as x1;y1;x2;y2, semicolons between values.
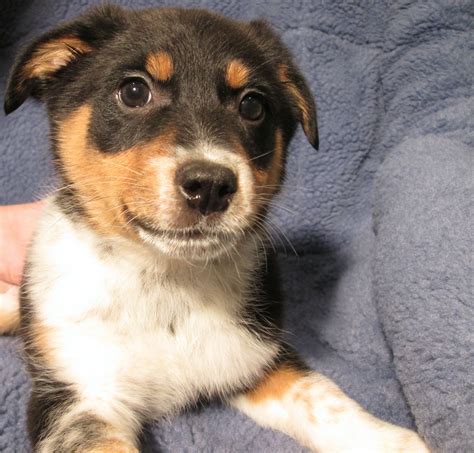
118;78;151;108
239;93;265;122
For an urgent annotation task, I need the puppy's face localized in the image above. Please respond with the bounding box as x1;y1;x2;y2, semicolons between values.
5;6;317;261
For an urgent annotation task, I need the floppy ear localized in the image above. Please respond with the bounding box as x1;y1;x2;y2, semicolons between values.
4;5;126;115
277;63;319;150
249;20;319;150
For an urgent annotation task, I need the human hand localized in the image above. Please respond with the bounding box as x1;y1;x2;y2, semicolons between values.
0;201;44;333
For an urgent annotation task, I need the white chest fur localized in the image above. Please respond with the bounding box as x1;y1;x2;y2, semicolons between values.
26;203;278;421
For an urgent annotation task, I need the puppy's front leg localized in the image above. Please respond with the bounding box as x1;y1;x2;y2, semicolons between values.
28;384;139;453
232;361;429;453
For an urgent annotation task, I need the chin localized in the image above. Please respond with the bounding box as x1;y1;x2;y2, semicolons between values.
134;224;243;261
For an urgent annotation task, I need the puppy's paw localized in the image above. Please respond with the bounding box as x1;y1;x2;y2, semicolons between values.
303;414;429;453
234;368;430;453
283;374;429;453
370;425;429;453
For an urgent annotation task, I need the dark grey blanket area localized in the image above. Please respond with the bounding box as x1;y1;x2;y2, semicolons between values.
0;1;472;452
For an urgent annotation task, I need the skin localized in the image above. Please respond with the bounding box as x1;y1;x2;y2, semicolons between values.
0;201;44;292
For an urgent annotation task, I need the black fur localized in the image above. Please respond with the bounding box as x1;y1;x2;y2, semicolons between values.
44;413;112;453
20;278;78;448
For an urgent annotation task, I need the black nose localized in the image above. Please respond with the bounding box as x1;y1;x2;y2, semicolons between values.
176;161;238;215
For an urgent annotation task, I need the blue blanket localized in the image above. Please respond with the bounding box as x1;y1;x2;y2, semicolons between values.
1;1;472;452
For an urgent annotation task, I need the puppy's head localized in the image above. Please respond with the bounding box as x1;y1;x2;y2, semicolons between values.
5;5;317;261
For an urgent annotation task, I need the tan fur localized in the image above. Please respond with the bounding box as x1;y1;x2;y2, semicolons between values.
28;322;56;365
251;129;284;187
23;37;92;81
86;440;139;453
278;64;312;140
251;128;285;213
246;364;305;403
57;105;177;237
265;128;285;189
146;51;174;82
294;381;318;424
225;59;250;89
0;311;18;334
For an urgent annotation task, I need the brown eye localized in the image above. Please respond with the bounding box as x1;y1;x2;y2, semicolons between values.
118;78;151;108
239;93;265;121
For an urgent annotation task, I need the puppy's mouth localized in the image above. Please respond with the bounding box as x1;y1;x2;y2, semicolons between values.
132;216;217;241
124;208;242;260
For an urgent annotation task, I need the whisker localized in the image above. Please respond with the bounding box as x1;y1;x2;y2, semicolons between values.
98;160;145;177
248;150;274;162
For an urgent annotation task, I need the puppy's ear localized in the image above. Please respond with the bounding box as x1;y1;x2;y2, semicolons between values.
277;63;319;150
249;20;319;150
4;5;126;115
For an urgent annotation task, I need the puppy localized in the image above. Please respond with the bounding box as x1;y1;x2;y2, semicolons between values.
3;5;429;452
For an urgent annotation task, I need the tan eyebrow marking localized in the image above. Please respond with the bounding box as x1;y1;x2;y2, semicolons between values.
225;59;250;89
146;51;174;82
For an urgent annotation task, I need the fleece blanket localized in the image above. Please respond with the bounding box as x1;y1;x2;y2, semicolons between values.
0;1;472;452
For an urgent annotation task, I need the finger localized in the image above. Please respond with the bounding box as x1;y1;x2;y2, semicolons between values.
0;280;14;293
0;200;45;285
0;282;20;334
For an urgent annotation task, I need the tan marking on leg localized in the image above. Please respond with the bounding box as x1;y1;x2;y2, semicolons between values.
233;370;430;452
146;51;174;82
23;37;92;81
246;364;306;403
86;439;139;453
293;380;312;402
225;59;250;89
292;378;317;424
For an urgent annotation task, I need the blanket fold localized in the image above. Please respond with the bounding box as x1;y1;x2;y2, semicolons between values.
373;137;473;453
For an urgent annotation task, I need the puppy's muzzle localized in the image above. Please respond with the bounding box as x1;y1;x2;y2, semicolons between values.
176;161;237;216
